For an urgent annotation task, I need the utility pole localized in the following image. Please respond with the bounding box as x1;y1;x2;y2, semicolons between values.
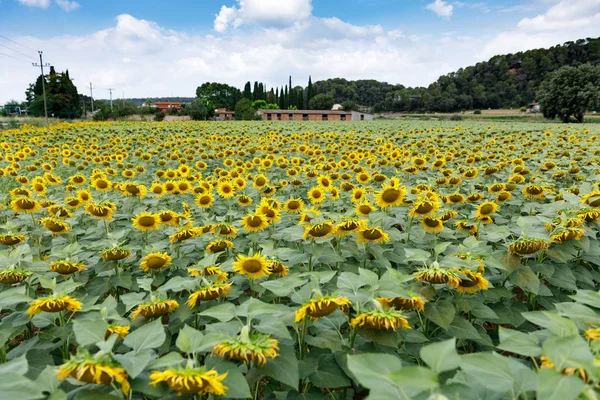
89;82;95;113
107;88;114;111
32;51;50;125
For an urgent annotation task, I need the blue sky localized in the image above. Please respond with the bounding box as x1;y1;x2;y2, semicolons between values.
1;0;598;103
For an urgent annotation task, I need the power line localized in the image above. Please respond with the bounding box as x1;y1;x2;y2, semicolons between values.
0;51;31;63
0;34;37;53
0;42;35;61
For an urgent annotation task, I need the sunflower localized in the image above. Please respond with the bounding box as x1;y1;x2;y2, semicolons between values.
350;309;410;331
102;247;131;261
40;217;71;235
508;238;549;257
455;269;489;294
269;260;289;277
91;178;112;192
10;198;41;214
188;265;228;282
252;174;269;190
582;190;600;207
130;299;179;320
300;207;321;223
351;188;367;203
410;198;440;218
257;204;280;223
50;260;86;275
170;227;199;243
232;253;271;280
523;185;546;200
106;324;130;339
413;263;461;287
475;201;498;220
295;295;352;322
158;210;182;226
213;329;279;367
121;183;147;198
58;351;130;396
195;193;215;209
187;283;232;307
149;367;228;396
335;219;366;237
375;185;406;209
584;327;600;341
217;181;236;198
440;210;458;222
356;226;390;244
307;186;326;204
132;212;161;231
48;205;72;219
237;195;253;207
378;295;425;312
10;188;32;198
84;202;115;220
447;193;465;204
578;208;600;223
496;191;512;203
0;234;26;246
0;268;32;284
76;189;92;203
213;224;237;238
421;217;444;233
241;213;269;232
139;252;172;272
355;201;376;216
283;198;304;214
302;221;335;240
455;220;478;236
150;182;165;196
27;295;82;317
206;240;234;254
552;227;585;244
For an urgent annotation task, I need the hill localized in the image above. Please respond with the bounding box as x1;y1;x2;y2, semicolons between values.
311;37;600;113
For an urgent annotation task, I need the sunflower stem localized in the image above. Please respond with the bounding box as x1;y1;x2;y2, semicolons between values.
406;216;414;243
349;328;358;351
103;219;109;234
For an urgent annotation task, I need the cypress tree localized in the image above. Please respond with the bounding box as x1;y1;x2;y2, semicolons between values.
306;76;313;109
283;86;289;109
243;82;252;100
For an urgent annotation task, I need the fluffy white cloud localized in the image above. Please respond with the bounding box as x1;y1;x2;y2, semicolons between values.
55;0;79;12
16;0;50;8
480;0;600;58
425;0;453;19
214;0;312;31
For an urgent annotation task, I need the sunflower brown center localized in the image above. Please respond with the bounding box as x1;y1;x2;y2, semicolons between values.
480;204;495;215
415;202;433;214
308;302;339;318
199;196;211;205
147;256;167;269
287;200;300;210
526;186;543;195
247;216;263;227
255;177;266;186
126;185;140;194
242;260;263;273
424;218;440;228
309;224;332;237
18;199;35;209
138;216;157;227
96;180;108;188
363;229;383;240
381;189;401;203
359;205;372;214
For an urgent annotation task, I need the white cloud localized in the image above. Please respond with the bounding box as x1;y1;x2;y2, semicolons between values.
480;0;600;58
426;0;453;19
16;0;50;8
214;0;312;31
55;0;79;12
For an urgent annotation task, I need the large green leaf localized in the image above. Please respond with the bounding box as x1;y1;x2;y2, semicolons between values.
199;303;236;322
175;324;205;353
536;368;585;400
424;300;455;330
420;338;460;373
259;345;299;390
72;319;108;346
497;327;541;357
123;319;166;354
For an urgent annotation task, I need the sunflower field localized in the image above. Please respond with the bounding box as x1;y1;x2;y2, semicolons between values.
0;120;600;400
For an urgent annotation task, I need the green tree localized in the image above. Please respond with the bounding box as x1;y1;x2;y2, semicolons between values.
186;98;211;120
341;100;356;111
537;63;600;123
27;67;81;119
251;100;268;110
308;93;334;110
234;98;258;120
306;75;313;108
243;82;252;100
195;82;241;110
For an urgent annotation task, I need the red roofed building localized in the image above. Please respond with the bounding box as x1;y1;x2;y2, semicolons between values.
153;102;181;113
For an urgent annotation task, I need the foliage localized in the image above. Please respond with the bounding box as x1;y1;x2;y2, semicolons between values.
196;82;241;110
26;69;81;119
0;120;599;399
308;93;334;110
234;98;259;120
153;111;165;121
473;109;481;114
538;63;600;123
186;98;211;121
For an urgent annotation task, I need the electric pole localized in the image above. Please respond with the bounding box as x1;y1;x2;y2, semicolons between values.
89;82;95;113
32;51;50;125
107;88;114;111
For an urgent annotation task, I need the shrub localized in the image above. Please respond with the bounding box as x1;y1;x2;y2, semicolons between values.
154;111;165;122
473;109;482;115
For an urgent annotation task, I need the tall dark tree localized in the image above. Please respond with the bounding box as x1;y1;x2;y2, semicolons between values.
196;82;241;110
27;66;81;118
306;76;313;109
243;82;252;100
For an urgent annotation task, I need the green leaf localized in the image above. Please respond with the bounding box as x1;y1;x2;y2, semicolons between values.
542;335;595;373
259;345;299;390
447;317;481;340
522;311;578;337
0;355;28;375
424;300;455;330
346;353;405;399
147;352;185;369
123;319;165;354
211;360;251;399
0;373;43;400
260;275;307;297
570;290;600;308
308;354;351;388
199;303;235;322
511;266;540;294
536;368;585;400
404;248;431;262
72;319;108;346
385;366;438;389
420;338;460;373
114;350;154;379
175;324;204;353
434;242;452;255
497;327;541;357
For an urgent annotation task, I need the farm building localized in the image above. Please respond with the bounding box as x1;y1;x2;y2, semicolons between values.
215;108;235;120
153;102;181;113
257;109;373;121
